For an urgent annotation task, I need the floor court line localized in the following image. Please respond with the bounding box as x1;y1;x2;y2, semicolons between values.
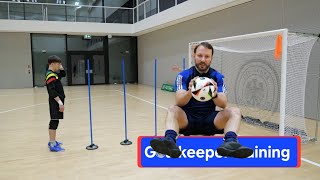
0;94;121;114
121;90;320;168
301;158;320;168
0;89;120;97
114;90;168;110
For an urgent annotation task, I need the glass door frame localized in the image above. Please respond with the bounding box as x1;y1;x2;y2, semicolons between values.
67;51;107;86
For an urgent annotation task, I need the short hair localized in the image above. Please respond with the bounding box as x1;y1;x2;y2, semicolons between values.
193;42;214;56
48;55;62;64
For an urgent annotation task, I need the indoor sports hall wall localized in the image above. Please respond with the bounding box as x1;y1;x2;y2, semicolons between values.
0;32;33;89
305;42;320;120
137;0;320;120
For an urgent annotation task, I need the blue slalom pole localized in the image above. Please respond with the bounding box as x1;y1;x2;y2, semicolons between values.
86;59;98;150
88;59;93;145
120;58;132;145
154;58;157;136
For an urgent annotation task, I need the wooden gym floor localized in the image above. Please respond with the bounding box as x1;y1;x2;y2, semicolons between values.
0;84;319;180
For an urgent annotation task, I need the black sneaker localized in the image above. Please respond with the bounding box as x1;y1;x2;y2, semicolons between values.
150;138;182;158
217;140;253;158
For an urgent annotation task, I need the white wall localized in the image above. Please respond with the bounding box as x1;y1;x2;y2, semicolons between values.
0;32;33;89
0;19;133;36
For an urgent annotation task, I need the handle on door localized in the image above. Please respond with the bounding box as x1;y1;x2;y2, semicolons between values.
85;69;93;73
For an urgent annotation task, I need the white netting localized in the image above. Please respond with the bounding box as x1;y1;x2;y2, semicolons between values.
188;29;318;143
285;34;318;142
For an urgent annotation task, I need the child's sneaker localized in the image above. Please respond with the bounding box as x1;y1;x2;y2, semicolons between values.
48;141;63;147
48;142;65;152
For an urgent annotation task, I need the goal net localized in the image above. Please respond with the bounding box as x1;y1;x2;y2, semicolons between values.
188;29;318;143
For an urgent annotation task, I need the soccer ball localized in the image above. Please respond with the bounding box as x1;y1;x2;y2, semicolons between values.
191;77;215;102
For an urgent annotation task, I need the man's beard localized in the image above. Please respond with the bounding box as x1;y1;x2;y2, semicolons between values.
195;62;210;73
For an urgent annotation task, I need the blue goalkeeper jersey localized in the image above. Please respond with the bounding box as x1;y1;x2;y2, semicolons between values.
174;66;227;119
